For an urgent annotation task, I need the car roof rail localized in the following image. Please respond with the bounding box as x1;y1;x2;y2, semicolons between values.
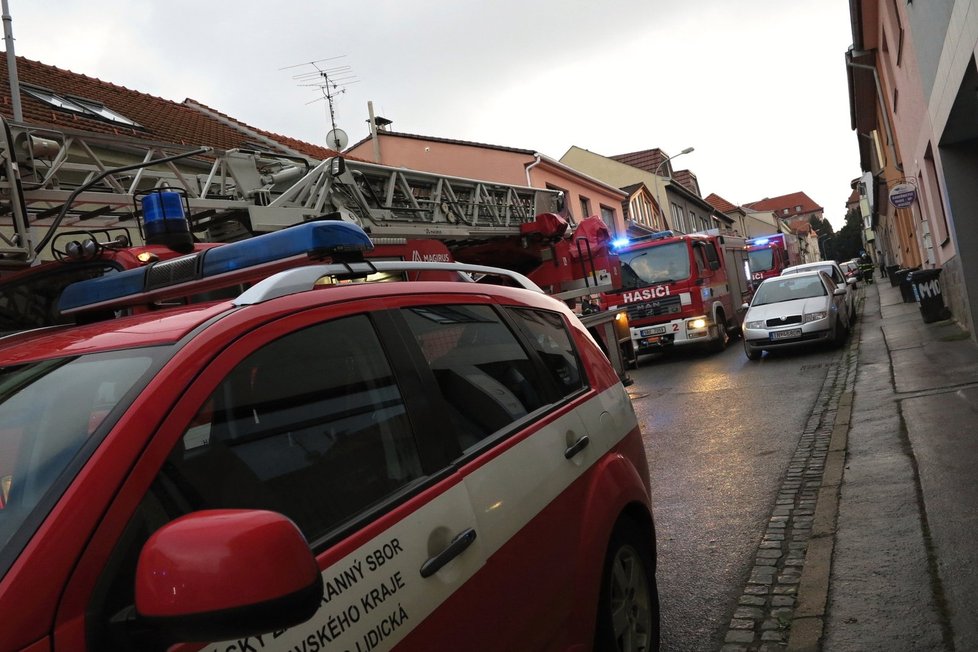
233;261;544;306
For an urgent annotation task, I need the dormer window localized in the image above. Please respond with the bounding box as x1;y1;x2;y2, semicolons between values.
23;86;141;128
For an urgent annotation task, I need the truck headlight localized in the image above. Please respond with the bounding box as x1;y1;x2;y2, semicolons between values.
688;318;707;330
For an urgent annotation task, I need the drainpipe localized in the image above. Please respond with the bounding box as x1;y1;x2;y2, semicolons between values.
525;152;542;186
2;0;23;122
846;48;900;171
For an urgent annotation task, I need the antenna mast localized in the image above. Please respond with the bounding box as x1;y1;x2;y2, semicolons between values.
281;56;359;151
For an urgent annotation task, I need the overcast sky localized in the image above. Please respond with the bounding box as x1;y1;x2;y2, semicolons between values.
7;0;858;229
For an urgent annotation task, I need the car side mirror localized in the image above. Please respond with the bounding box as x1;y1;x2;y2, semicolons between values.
135;510;323;643
846;277;858;286
741;302;750;311
833;287;848;296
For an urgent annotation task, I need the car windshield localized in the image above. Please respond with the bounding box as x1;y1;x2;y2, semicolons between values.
619;242;691;288
752;276;827;306
0;348;161;575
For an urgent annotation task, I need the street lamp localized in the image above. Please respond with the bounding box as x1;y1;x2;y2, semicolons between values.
818;234;834;261
654;147;694;232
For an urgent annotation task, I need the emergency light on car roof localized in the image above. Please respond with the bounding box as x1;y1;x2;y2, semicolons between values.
748;237;770;246
58;220;374;314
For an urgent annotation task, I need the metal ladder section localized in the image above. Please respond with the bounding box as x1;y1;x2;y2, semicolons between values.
0;115;563;266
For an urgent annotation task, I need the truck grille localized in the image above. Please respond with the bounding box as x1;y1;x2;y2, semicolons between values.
626;295;682;321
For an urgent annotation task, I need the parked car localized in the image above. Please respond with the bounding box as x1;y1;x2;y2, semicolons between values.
781;260;857;323
742;270;851;360
841;259;861;286
0;221;659;652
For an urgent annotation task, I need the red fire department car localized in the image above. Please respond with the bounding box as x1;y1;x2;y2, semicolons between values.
0;221;658;651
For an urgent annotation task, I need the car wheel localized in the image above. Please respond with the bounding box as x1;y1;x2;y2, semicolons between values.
744;337;761;361
594;520;660;652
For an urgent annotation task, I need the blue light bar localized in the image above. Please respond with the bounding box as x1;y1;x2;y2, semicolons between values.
200;221;372;277
612;237;631;249
751;238;770;246
59;221;374;314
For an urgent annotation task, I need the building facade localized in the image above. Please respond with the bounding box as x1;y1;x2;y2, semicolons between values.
848;0;977;338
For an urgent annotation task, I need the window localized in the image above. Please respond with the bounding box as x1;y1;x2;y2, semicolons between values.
22;86;141;128
509;308;584;397
600;205;616;229
579;196;592;219
403;304;548;449
162;314;423;543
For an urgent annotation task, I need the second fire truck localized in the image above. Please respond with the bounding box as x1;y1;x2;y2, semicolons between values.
744;232;802;286
603;229;752;362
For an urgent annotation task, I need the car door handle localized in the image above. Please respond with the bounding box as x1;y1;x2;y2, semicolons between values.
564;435;590;459
420;528;477;578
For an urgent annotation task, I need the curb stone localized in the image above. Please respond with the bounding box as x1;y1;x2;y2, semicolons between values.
722;297;861;651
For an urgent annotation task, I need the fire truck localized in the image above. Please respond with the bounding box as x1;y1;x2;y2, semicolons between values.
744;232;802;286
602;229;752;361
0;116;630;375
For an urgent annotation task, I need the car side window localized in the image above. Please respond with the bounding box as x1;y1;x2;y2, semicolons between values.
90;314;425;650
402;304;548;449
509;308;585;397
167;313;424;542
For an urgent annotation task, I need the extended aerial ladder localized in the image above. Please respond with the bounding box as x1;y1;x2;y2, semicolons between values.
0;115;631;379
0;115;615;295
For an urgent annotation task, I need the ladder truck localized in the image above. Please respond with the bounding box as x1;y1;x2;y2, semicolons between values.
0;116;631;378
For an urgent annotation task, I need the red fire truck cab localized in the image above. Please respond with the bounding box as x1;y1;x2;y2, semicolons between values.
745;233;802;287
603;229;752;360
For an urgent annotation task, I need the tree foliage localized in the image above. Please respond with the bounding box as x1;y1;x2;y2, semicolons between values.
829;207;864;262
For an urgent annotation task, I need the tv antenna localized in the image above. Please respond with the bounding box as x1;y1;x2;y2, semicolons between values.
281;56;359;151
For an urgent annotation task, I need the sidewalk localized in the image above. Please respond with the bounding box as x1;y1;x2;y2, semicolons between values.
794;274;978;651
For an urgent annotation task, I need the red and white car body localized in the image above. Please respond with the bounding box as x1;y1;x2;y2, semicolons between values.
0;221;657;652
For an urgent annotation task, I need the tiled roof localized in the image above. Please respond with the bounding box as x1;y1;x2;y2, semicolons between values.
672;169;699;196
609;148;667;174
0;55;337;159
705;193;738;213
745;191;823;214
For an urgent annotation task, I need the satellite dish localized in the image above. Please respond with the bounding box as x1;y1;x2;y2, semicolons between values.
326;128;349;151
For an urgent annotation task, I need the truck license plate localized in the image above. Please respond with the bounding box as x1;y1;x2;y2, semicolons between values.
770;328;802;341
641;326;666;337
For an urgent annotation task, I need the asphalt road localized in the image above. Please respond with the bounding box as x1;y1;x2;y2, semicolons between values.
627;336;844;651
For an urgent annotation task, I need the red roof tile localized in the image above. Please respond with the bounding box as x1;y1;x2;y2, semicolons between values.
610;148;668;174
705;193;737;213
0;55;337;159
745;191;823;215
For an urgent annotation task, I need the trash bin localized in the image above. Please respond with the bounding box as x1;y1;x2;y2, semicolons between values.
886;265;901;286
897;269;916;303
909;268;950;323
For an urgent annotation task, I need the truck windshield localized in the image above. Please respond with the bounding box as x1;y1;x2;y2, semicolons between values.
748;248;775;273
619;242;691;289
0;263;119;335
0;348;160;577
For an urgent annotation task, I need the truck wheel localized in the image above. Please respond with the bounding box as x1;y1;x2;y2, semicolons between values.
594;520;660;652
710;311;729;353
